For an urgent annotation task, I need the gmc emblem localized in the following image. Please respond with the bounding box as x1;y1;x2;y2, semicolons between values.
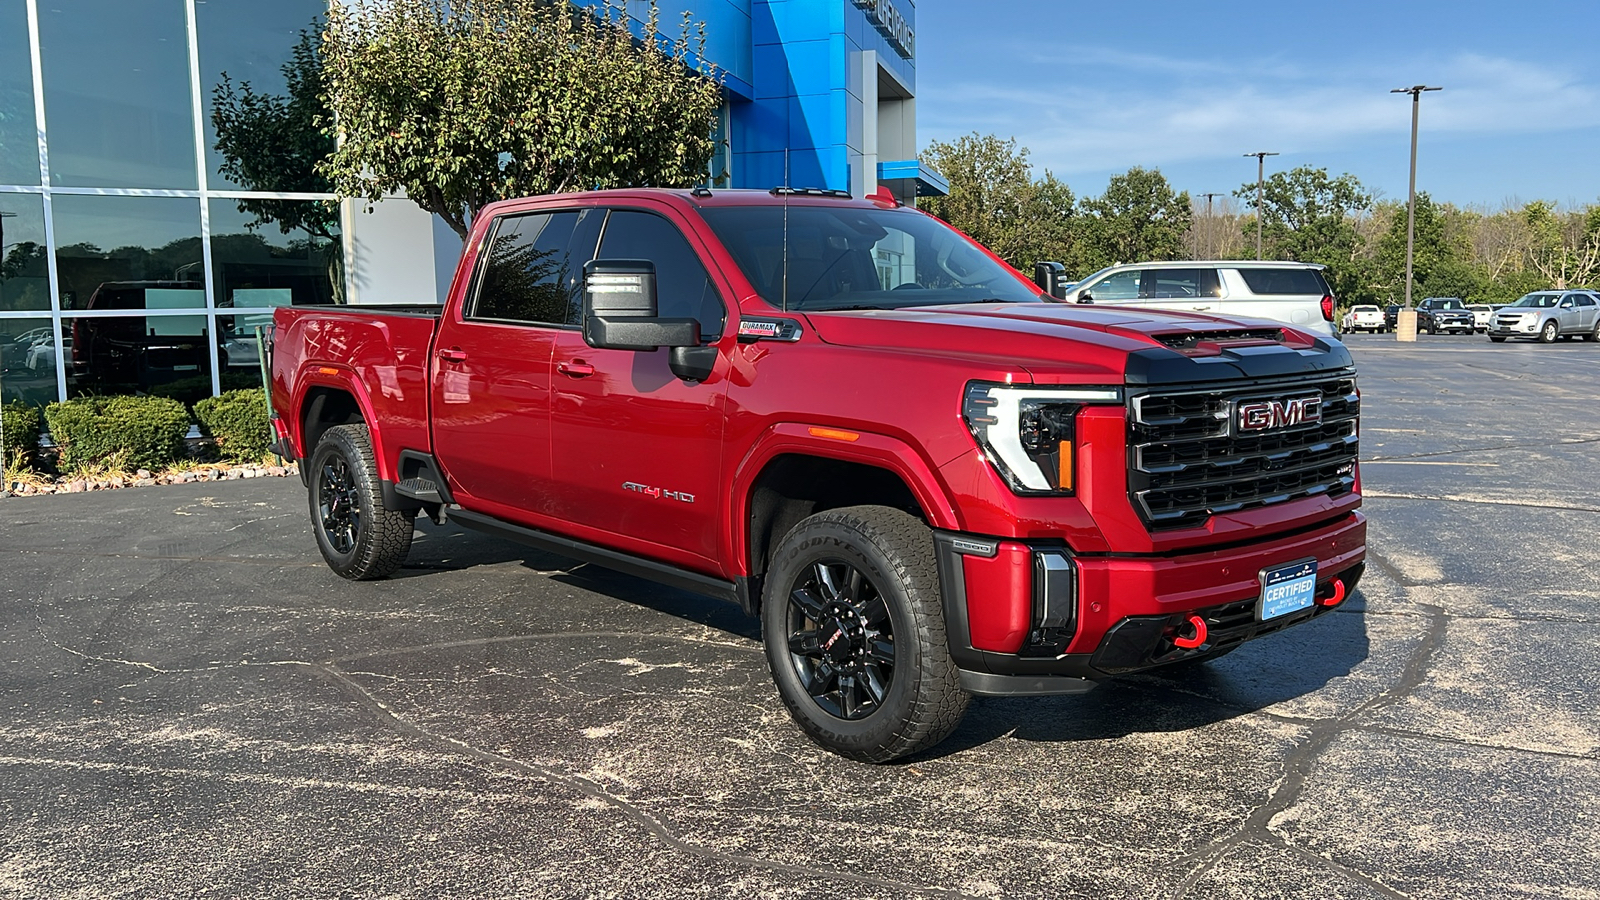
1237;395;1322;432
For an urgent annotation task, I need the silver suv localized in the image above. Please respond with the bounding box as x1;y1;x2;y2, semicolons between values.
1487;290;1600;343
1055;260;1336;337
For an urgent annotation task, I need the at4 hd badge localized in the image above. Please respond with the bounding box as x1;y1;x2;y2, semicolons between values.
623;481;695;503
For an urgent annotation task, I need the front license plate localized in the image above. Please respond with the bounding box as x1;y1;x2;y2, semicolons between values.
1258;559;1317;621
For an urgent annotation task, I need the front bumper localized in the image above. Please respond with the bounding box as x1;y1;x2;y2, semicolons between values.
935;511;1367;694
1489;318;1539;336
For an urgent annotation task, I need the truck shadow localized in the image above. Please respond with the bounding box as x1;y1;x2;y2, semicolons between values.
394;522;1371;758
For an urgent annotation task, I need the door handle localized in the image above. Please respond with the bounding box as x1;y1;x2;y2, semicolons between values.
557;360;596;377
437;348;468;363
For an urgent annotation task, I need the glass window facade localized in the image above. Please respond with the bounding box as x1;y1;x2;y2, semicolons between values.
0;0;340;409
0;0;39;186
39;0;198;190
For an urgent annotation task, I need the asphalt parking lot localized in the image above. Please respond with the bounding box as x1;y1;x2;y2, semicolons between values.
2;330;1597;899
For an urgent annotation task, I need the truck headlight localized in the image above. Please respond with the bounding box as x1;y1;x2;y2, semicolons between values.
962;382;1122;494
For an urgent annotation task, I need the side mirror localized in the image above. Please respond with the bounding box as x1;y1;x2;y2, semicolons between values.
1076;289;1094;304
1033;262;1068;300
582;259;699;352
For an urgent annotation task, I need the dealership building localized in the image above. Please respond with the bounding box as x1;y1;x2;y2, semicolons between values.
0;0;943;409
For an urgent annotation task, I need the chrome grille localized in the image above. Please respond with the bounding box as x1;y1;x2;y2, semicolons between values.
1128;372;1359;529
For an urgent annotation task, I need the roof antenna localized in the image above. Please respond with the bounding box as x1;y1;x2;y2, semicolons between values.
781;148;790;313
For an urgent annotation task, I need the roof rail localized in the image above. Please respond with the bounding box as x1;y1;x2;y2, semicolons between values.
769;186;852;199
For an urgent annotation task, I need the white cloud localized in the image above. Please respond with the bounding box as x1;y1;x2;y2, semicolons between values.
921;50;1600;177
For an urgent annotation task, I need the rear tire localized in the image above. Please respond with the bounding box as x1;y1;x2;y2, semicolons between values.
1586;322;1600;343
761;506;969;763
308;424;414;580
1539;320;1559;343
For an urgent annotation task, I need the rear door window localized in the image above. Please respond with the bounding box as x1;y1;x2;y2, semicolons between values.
1235;268;1329;296
1140;268;1221;299
472;209;604;326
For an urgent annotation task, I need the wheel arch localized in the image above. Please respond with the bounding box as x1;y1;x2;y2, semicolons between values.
729;425;961;613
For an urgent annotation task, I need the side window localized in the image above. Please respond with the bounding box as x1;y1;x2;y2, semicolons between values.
472;211;582;325
1089;269;1141;301
597;210;725;340
1579;295;1597;307
1140;268;1217;299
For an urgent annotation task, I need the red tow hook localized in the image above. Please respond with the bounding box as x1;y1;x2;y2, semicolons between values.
1173;614;1208;649
1319;578;1347;607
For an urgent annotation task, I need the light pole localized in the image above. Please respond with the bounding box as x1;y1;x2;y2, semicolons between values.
1201;192;1225;258
1391;85;1441;309
1243;152;1278;259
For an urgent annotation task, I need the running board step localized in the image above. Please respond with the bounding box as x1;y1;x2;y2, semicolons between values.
395;477;443;503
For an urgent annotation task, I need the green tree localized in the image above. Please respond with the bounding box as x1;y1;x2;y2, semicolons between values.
921;134;1076;271
1071;167;1191;274
319;0;724;240
211;25;339;241
1376;192;1464;301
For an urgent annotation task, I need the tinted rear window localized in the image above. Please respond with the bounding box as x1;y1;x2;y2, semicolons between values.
1235;268;1329;296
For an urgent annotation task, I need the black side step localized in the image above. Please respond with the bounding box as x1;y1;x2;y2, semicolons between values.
394;477;444;503
447;507;748;608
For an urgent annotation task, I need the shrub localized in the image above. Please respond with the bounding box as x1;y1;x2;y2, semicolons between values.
44;395;192;471
2;401;43;465
195;389;271;463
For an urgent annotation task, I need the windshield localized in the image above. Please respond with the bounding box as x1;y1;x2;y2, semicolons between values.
1509;293;1559;308
698;205;1043;311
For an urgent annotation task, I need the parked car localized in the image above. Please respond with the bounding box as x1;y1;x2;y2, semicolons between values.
1341;305;1384;333
270;187;1366;763
1466;303;1496;332
1415;297;1475;334
1384;304;1402;331
1048;260;1336;337
1487;290;1600;343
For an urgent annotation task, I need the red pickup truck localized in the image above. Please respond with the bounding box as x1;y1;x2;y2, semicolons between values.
270;187;1365;762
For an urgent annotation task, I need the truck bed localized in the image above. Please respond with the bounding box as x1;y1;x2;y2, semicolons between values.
271;304;442;469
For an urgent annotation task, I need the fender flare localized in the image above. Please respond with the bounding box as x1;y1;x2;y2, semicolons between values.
724;422;963;577
289;364;395;482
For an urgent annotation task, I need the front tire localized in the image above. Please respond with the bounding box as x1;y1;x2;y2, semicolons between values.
761;506;969;763
1539;320;1559;343
308;424;414;580
1489;335;1507;343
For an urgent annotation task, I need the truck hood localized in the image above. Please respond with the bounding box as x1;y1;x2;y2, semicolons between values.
803;302;1354;386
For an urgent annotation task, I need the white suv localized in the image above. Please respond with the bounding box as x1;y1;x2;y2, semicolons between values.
1057;260;1337;337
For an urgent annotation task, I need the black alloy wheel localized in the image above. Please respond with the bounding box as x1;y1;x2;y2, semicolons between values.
318;454;360;554
784;559;896;720
761;506;968;762
307;424;414;580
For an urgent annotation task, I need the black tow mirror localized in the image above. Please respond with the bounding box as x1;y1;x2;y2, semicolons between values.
582;259;699;352
1033;262;1068;300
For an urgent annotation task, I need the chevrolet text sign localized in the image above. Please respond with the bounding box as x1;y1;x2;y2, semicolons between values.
853;0;914;59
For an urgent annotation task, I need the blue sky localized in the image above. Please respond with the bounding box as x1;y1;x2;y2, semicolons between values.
914;0;1600;210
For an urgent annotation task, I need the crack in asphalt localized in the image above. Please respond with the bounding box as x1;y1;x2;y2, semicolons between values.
1360;434;1600;463
308;662;986;900
1352;723;1599;762
1362;491;1600;515
1167;545;1449;900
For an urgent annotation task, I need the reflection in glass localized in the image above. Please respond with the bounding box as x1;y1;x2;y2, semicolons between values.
52;194;203;311
210;200;341;307
0;193;49;311
0;0;40;186
39;0;197;189
0;316;56;407
199;1;333;193
67;313;212;405
215;314;272;392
